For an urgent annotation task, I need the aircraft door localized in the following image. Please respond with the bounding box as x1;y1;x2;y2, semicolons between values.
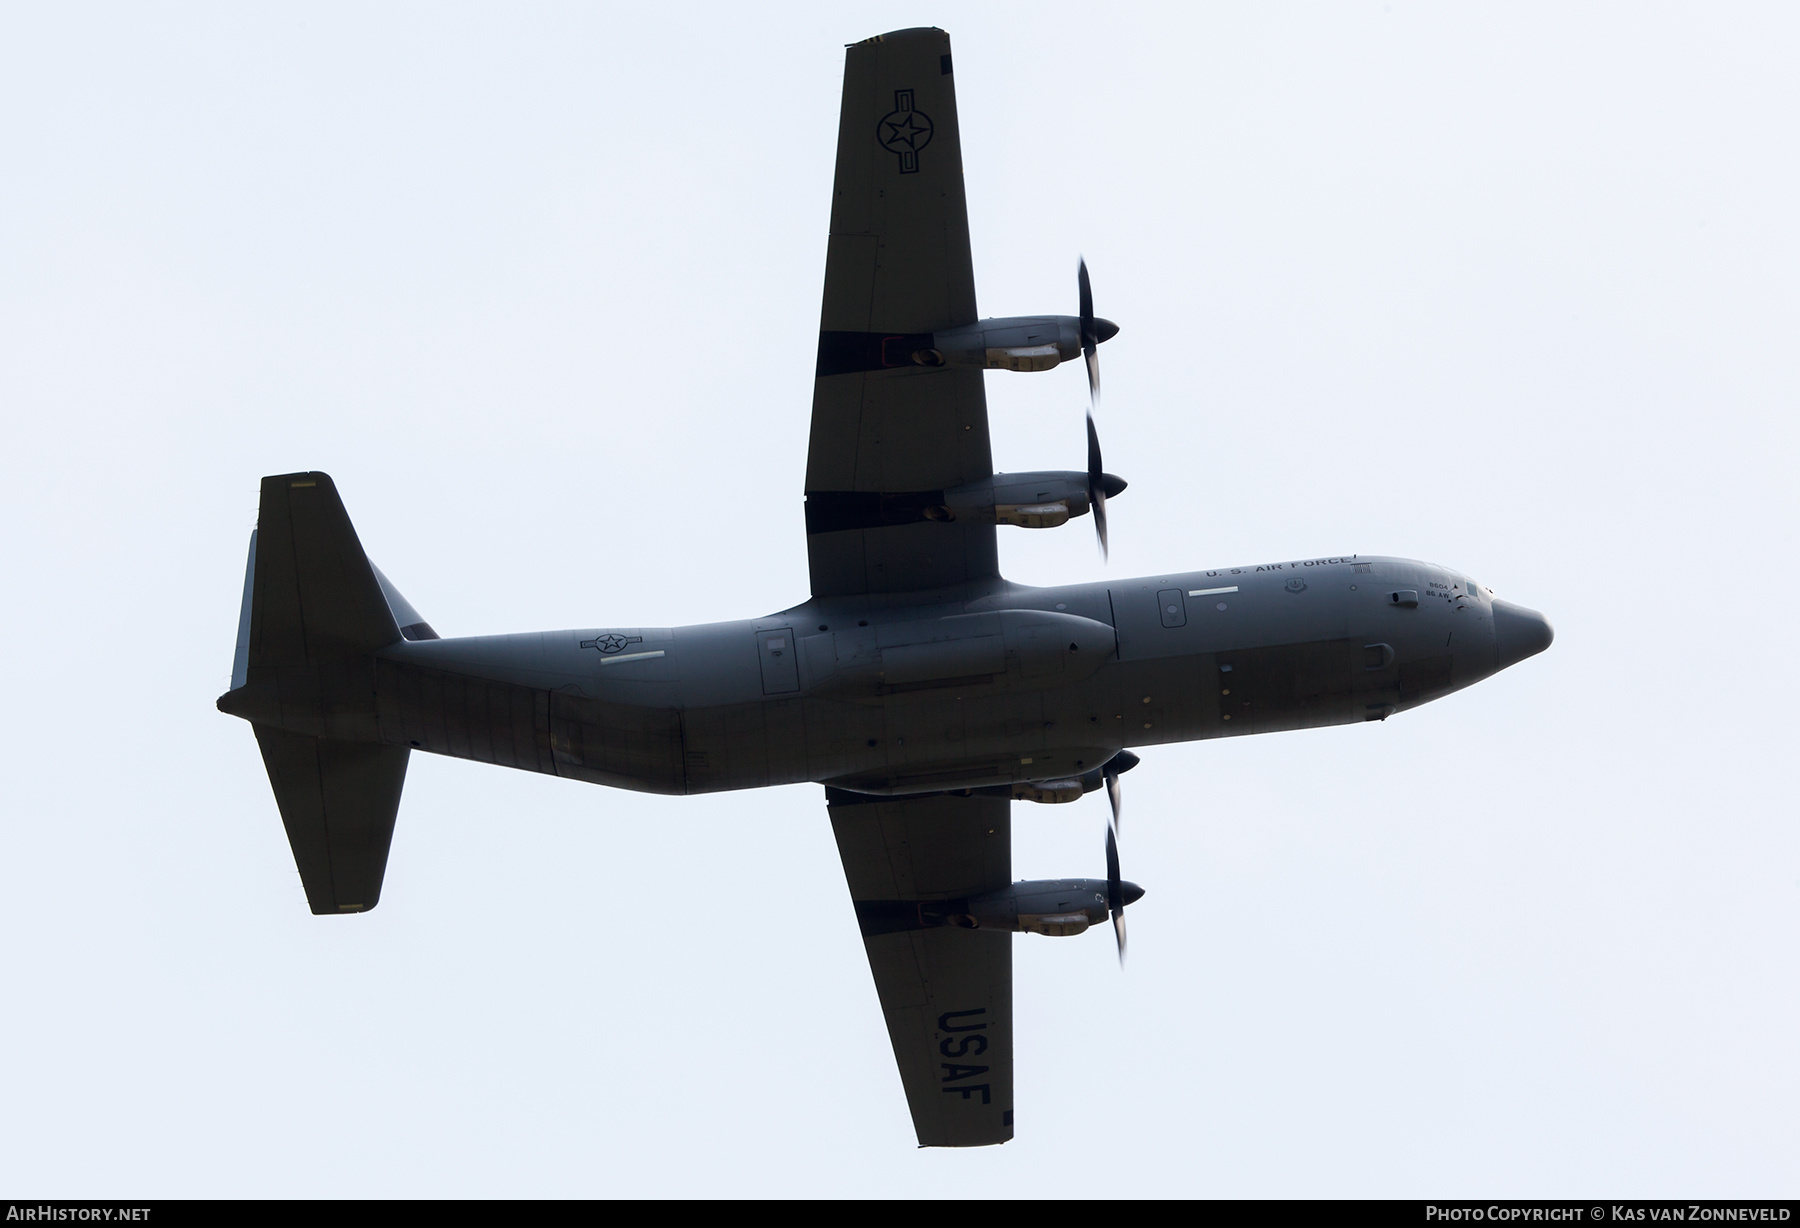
758;628;801;695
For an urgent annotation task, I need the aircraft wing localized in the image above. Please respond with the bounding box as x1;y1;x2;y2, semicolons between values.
805;28;998;598
827;787;1014;1147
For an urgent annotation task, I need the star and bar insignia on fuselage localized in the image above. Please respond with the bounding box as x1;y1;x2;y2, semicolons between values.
580;632;643;654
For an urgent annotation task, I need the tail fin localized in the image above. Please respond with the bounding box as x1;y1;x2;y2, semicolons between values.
244;472;401;667
221;472;411;915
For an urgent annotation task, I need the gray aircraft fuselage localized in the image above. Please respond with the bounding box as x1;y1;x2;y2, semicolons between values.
229;553;1551;799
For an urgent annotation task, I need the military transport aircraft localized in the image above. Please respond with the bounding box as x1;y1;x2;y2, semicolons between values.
218;27;1553;1148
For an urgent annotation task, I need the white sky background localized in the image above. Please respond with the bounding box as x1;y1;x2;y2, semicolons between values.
1;1;1795;1197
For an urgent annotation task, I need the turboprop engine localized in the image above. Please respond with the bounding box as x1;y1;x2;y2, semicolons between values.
815;314;1119;376
924;315;1116;373
1011;749;1140;804
936;470;1128;529
802;469;1126;534
814;259;1119;377
861;879;1144;937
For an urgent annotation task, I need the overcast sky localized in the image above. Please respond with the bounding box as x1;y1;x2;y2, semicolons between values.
2;2;1796;1197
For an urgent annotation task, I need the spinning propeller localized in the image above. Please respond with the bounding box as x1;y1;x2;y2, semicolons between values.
1106;823;1128;964
1087;412;1111;561
1098;749;1141;966
1078;258;1122;560
1079;257;1106;407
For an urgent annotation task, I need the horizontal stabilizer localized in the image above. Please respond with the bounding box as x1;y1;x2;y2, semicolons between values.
254;725;409;914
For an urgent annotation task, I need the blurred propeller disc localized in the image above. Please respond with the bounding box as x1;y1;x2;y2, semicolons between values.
1105;822;1127;965
1087;411;1109;560
1079;256;1101;408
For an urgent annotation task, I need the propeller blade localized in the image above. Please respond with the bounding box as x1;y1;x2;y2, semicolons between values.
1105;767;1122;836
1087;410;1109;560
1105;822;1127;966
1078;257;1100;408
1079;256;1095;332
1105;821;1120;888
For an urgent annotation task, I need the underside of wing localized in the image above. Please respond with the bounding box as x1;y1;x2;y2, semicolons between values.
805;28;998;599
828;786;1014;1147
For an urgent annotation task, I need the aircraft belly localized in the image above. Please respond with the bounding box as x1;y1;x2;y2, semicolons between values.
1205;639;1363;737
681;678;1120;795
376;658;556;773
679;704;767;793
816;682;1121;794
1104;654;1217;746
373;655;687;795
548;690;686;794
679;696;871;794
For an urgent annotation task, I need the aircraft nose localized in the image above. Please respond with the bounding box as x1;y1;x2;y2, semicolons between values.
1493;599;1554;671
1093;318;1120;344
1120;881;1145;906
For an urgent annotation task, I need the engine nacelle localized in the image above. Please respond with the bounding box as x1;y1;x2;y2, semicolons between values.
962;878;1143;935
933;471;1128;529
815;316;1118;378
986;879;1101;933
802;472;1125;535
855;876;1145;937
943;471;1084;527
930;316;1082;372
1010;749;1142;804
1011;778;1086;804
